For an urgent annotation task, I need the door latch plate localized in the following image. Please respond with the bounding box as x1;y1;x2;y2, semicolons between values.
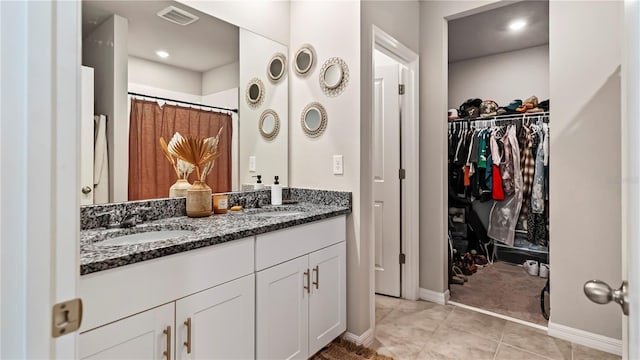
51;298;83;338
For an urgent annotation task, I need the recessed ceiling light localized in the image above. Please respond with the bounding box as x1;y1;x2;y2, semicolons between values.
156;50;170;59
509;19;527;31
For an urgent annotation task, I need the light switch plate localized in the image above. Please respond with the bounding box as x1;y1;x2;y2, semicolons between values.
249;156;256;172
333;155;344;175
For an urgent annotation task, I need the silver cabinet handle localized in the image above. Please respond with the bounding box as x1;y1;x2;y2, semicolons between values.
81;186;92;194
584;280;629;315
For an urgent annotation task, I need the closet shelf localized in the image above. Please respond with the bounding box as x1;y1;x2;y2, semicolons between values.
448;111;550;124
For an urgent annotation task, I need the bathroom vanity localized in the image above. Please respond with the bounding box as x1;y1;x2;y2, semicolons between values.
78;191;350;360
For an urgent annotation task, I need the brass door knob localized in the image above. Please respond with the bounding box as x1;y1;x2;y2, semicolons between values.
81;186;92;194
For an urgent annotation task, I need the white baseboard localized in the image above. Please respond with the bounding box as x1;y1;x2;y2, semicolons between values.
547;321;622;356
418;288;449;305
343;328;374;348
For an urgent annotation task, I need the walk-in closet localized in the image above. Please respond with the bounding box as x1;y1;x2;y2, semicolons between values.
446;1;550;326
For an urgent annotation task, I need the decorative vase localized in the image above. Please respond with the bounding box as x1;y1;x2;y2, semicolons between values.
169;179;191;198
186;181;212;217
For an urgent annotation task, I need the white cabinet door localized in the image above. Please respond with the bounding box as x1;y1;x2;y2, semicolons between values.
256;256;309;360
175;274;255;360
79;303;174;360
308;243;347;356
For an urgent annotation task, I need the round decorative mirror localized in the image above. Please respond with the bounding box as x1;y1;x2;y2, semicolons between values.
259;109;280;140
245;78;265;108
293;45;316;76
319;57;349;97
267;53;287;82
301;102;327;138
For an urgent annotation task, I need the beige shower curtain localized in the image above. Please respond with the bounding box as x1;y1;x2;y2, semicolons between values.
128;99;232;201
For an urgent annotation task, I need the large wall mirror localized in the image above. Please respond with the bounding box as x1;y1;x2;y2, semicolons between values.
80;0;288;204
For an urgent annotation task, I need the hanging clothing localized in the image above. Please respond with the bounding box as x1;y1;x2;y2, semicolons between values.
488;125;523;247
518;126;536;227
93;114;109;204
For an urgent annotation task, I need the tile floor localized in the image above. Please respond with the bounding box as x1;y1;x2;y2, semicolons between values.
372;295;621;360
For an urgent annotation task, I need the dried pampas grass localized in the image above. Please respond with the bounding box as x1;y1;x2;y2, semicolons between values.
164;128;223;182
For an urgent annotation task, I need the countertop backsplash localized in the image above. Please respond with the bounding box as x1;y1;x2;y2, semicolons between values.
81;187;352;230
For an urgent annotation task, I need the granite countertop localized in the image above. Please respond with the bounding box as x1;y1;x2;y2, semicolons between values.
80;203;350;275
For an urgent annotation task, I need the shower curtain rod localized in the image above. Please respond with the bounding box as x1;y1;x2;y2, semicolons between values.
128;92;239;114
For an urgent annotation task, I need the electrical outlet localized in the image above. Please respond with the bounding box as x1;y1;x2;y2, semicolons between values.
249;156;256;172
333;155;344;175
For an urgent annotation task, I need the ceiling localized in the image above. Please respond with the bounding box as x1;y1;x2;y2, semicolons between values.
448;1;549;63
82;0;239;73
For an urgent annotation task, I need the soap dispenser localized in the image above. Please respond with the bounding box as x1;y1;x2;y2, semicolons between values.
253;175;264;190
271;176;282;205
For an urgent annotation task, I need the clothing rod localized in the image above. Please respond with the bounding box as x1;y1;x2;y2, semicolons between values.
128;92;239;114
449;111;550;123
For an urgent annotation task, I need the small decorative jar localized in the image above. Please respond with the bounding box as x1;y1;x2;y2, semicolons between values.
186;181;212;217
169;179;191;198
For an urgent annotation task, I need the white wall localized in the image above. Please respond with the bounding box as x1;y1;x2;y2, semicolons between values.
176;0;289;45
549;1;623;341
128;56;202;96
202;61;239;95
289;0;362;335
448;45;549;109
82;14;129;202
360;0;420;338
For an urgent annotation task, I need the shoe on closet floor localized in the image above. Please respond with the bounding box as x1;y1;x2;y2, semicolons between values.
523;260;539;276
539;263;549;278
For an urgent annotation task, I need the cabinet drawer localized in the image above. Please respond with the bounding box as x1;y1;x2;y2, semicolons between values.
80;237;254;332
255;216;346;271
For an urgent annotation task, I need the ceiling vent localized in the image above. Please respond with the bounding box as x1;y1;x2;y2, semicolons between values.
157;6;199;26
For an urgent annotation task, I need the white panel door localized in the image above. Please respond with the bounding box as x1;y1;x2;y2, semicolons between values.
373;61;402;297
175;274;255;360
79;303;174;360
256;256;309;360
80;66;94;205
308;242;346;356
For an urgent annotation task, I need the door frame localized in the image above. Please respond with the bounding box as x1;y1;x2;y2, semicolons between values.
0;1;81;357
369;25;420;327
623;1;639;358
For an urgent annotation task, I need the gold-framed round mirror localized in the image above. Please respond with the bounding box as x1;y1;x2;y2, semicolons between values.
301;102;327;138
259;109;280;140
267;53;287;82
293;45;316;76
246;78;265;108
319;57;349;97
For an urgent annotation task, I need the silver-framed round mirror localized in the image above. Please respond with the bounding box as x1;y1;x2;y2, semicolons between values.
267;53;287;83
301;102;327;138
259;109;280;140
293;45;316;77
246;78;265;108
319;57;349;97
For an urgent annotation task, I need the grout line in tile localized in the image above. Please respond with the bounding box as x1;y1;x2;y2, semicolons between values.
499;343;557;360
492;342;501;360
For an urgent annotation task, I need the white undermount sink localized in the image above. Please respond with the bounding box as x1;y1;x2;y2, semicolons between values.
96;230;195;246
250;211;305;218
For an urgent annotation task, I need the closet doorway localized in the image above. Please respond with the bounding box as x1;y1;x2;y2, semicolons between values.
446;1;551;327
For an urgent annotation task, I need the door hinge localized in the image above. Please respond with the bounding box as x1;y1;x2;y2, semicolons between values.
399;253;406;264
52;298;83;338
398;84;405;95
399;168;406;180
